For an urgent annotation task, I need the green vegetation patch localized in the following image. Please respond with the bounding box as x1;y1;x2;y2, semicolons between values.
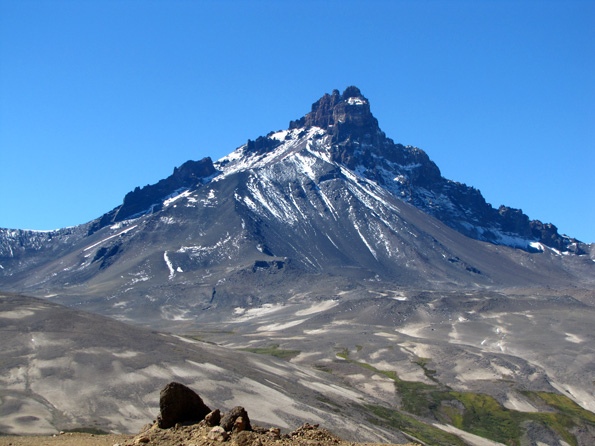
181;329;235;343
449;391;522;444
313;364;333;373
526;391;595;424
365;403;466;446
240;344;300;360
519;391;595;446
336;347;595;446
63;427;110;435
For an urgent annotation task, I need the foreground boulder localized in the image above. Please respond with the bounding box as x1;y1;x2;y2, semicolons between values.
220;406;252;432
157;381;212;428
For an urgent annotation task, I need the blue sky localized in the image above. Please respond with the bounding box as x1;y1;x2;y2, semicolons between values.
1;0;593;243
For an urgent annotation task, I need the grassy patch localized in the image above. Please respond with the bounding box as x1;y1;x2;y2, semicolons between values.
337;348;595;446
526;392;595;424
240;344;300;360
63;427;110;435
450;391;522;444
336;347;349;359
365;403;466;446
315;395;343;412
181;330;235;343
313;364;333;373
520;391;595;446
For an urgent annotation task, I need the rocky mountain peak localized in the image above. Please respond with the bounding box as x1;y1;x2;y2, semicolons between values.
231;87;586;254
289;86;381;144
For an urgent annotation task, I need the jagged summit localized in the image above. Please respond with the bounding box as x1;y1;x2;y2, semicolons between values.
289;86;380;141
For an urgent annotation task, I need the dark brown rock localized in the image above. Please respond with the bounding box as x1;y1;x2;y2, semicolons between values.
205;408;221;427
234;416;247;433
157;381;212;429
220;406;252;432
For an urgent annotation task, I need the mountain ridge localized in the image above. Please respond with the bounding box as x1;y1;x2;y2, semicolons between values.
0;87;592;295
96;86;588;253
1;86;589;254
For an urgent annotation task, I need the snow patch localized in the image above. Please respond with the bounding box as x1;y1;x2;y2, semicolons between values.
83;225;137;252
257;319;307;332
564;333;582;343
503;393;537;412
160;216;176;225
269;129;289;141
352;219;377;260
433;423;506;446
163;251;175;280
232;303;285;322
0;309;36;319
163;188;192;207
295;300;339;316
347;97;366;105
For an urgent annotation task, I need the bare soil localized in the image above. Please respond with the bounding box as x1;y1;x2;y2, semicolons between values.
0;423;419;446
0;432;129;446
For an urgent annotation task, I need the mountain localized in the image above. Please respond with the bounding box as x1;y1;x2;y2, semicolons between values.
0;87;592;308
1;87;595;444
86;86;589;253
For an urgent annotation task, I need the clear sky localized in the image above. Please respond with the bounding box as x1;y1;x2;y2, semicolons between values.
1;0;593;243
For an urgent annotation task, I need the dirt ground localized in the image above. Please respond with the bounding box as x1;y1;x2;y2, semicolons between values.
0;423;420;446
0;432;130;446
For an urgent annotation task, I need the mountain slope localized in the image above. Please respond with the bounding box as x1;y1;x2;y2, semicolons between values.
0;292;410;442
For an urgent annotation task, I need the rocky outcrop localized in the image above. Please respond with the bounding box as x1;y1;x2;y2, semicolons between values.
114;157;217;222
127;383;392;446
155;382;253;434
220;406;252;432
87;157;218;235
127;420;396;446
290;86;383;148
157;382;212;429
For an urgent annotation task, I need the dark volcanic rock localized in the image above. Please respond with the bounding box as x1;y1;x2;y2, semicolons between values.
245;135;282;156
115;157;217;222
157;382;212;428
86;158;218;235
204;409;221;427
220;406;252;432
290;86;382;147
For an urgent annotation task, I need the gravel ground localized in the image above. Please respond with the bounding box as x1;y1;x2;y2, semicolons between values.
0;423;420;446
0;432;130;446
